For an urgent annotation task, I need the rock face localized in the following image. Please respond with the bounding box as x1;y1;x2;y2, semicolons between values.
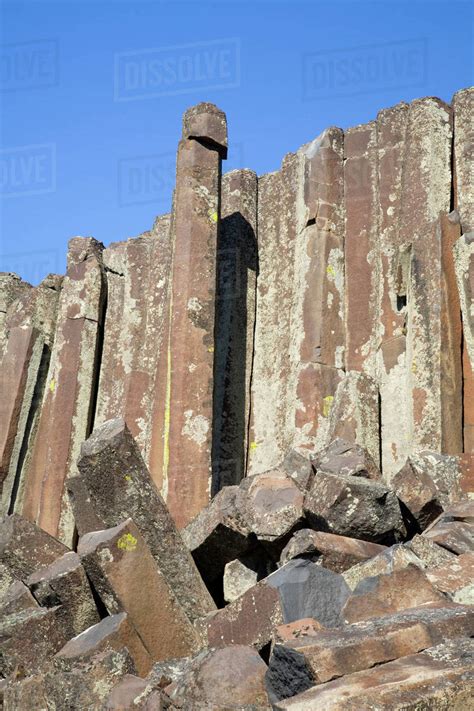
0;90;473;708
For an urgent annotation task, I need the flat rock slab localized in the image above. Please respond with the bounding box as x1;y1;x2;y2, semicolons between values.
273;637;474;710
0;513;69;580
279;529;385;572
75;418;215;624
266;604;474;703
55;612;152;677
79;518;202;662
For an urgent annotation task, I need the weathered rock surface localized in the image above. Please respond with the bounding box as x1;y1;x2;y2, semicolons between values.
0;513;68;580
312;438;380;481
78;519;202;661
273;637;474;710
342;543;425;590
279;529;385;571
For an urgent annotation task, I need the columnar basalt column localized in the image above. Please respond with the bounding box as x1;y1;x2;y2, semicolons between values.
159;103;227;528
20;238;105;544
212;169;258;491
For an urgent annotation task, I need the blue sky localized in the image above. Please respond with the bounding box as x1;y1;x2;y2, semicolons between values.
1;0;472;283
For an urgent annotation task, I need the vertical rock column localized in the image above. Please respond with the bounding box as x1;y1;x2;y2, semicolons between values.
0;275;62;514
212;169;258;491
20;238;105;544
293;128;345;454
162;103;227;528
453;88;474;452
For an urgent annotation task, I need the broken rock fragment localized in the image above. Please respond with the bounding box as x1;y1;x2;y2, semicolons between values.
55;612;152;677
304;471;406;543
392;455;444;530
342;543;424;590
78;518;201;662
426;552;474;603
76;418;215;624
312;438;381;480
266;605;474;703
0;513;69;580
223;548;275;603
279;529;386;572
27;551;99;636
0;580;38;616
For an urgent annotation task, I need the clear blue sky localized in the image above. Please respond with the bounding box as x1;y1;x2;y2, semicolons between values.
1;0;472;283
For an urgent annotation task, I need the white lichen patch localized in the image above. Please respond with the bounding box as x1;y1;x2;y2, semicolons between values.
182;410;209;446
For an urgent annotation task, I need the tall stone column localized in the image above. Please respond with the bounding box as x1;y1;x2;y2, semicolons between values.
161;103;227;528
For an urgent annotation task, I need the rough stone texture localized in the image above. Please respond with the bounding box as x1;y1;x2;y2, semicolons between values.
27;551;99;636
279;529;386;572
312;438;381;481
392;456;444;530
0;274;62;516
423;502;474;554
164;646;270;709
78;519;202;662
95;216;172;479
105;674;162;710
154;104;227;528
341;564;447;623
324;373;380;468
273;637;474;710
266;605;474;703
453;88;473;234
407;533;457;568
0;605;74;676
426;553;474;602
304;471;406;543
55;612;152;677
342;543;425;590
213;169;258;491
0;274;32;358
75;418;215;623
0;513;69;580
0;579;38;616
20;238;105;545
454;233;474;369
223;550;274;603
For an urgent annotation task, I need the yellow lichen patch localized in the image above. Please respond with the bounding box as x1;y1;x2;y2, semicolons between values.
49;378;56;393
124;475;132;482
322;395;334;418
207;345;214;353
326;264;336;278
249;441;258;451
117;533;137;552
411;360;417;373
208;210;218;223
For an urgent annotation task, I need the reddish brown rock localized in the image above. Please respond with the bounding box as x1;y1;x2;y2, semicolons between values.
274;618;325;644
0;513;69;580
95;216;172;476
304;470;406;544
423;502;474;555
0;606;73;676
105;674;162;710
266;605;474;703
342;543;425;590
75;418;215;623
153;104;227;528
392;456;443;529
279;529;386;572
20;237;105;545
273;637;474;710
78;519;202;662
27;551;99;635
165;646;270;710
323;373;380;468
0;580;38;616
426;552;474;603
312;438;380;480
213;169;258;491
182;484;251;585
55;612;152;677
341;564;447;623
407;533;456;568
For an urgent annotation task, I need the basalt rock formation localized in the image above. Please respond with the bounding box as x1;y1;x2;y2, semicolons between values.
0;89;473;709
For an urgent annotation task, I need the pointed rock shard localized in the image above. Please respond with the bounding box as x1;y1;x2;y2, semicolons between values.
324;372;380;468
213;169;258;492
55;612;152;677
78;519;202;662
160;103;227;527
453;87;474;234
20;237;105;545
76;418;215;623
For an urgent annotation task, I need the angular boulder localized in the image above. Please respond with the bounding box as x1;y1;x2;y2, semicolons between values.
279;529;385;572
